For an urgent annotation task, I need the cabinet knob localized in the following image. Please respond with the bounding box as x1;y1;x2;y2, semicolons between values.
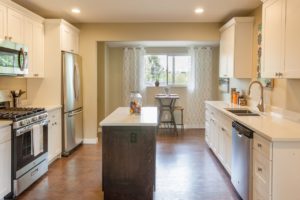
257;143;262;148
221;127;226;131
4;36;8;40
257;167;263;172
275;72;279;76
8;36;12;40
34;74;39;77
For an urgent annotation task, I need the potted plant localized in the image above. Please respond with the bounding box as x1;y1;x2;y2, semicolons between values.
148;56;164;87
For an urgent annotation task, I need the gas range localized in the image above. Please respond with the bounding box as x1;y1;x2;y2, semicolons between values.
0;107;48;129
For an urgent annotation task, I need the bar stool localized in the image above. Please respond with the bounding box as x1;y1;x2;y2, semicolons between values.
174;106;184;133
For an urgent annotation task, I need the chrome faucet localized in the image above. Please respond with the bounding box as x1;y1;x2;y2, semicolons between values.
248;80;264;112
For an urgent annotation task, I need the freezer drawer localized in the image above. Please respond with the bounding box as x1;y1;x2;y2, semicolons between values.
63;109;83;155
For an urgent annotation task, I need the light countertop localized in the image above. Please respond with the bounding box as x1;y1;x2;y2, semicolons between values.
0;120;12;128
28;105;62;112
206;101;300;142
100;107;158;127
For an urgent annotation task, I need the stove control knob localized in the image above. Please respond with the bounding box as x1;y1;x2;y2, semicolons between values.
32;117;37;122
19;121;24;126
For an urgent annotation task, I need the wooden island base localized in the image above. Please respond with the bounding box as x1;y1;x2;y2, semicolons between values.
102;125;157;200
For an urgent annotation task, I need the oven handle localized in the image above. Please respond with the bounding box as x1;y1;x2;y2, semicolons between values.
16;120;49;137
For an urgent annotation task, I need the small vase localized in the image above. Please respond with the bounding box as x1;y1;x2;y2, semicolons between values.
155;80;160;87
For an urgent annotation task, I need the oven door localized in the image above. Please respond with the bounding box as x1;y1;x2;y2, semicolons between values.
14;120;48;175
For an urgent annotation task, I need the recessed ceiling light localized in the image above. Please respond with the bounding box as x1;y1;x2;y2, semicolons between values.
195;8;204;14
72;8;81;14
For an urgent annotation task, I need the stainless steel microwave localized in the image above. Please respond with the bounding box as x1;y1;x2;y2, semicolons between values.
0;40;28;76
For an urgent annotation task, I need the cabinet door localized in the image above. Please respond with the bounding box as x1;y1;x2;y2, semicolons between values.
284;0;300;78
7;8;23;43
217;127;225;165
47;119;55;162
0;127;11;199
219;31;228;78
32;23;44;77
61;24;72;52
71;30;79;54
24;18;34;76
53;109;62;156
48;108;62;164
222;126;232;174
0;4;7;40
24;19;44;78
261;0;285;78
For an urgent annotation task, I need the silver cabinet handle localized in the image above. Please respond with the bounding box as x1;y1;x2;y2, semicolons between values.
9;36;12;40
221;127;226;131
34;74;39;77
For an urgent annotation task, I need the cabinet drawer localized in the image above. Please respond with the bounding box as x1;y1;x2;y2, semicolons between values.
253;149;272;198
254;134;272;160
0;126;11;143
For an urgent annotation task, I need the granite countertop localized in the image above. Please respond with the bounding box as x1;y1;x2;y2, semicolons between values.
100;107;158;127
206;101;300;142
0;120;12;128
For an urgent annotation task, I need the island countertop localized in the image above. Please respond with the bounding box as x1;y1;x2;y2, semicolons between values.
99;107;158;127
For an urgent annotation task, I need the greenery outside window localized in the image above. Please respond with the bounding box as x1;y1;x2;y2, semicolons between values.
144;54;191;86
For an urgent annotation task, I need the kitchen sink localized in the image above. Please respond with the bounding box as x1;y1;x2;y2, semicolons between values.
226;109;260;116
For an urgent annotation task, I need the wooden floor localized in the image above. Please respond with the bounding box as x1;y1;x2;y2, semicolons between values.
18;129;239;200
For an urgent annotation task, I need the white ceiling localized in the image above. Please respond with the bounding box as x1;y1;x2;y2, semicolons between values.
12;0;261;23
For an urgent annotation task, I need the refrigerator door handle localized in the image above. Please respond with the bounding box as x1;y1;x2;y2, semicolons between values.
74;62;80;100
68;109;83;117
73;64;77;100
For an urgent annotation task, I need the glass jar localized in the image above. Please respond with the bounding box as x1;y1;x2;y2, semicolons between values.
129;91;142;114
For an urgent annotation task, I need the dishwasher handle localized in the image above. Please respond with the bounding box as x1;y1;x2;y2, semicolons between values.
232;121;253;138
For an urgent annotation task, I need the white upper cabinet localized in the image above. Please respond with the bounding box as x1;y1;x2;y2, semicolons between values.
7;8;23;43
0;4;6;39
283;0;300;78
219;17;254;78
0;0;45;78
262;0;300;78
24;18;44;78
262;0;285;78
61;22;79;54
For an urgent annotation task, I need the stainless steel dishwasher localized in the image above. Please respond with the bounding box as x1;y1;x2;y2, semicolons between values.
231;121;253;200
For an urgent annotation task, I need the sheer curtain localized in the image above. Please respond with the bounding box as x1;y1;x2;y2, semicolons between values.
187;47;213;128
122;47;146;106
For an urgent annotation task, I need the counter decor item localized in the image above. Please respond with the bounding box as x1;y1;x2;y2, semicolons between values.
10;90;26;108
129;91;142;114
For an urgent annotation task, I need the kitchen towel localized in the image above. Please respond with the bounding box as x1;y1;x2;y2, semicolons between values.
33;124;43;156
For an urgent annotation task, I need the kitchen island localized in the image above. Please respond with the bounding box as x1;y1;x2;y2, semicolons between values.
100;107;158;200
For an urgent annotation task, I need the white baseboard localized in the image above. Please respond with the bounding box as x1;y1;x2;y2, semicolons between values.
83;138;98;144
183;125;205;129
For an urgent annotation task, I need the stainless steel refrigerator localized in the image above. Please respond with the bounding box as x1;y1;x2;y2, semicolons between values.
62;51;83;156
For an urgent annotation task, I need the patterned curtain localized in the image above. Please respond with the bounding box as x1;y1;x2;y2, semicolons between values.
187;47;213;128
122;47;146;106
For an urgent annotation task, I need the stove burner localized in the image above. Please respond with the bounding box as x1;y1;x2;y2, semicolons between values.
0;107;46;121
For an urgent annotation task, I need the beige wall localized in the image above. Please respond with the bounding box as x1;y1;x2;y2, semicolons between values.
0;77;27;100
78;23;221;138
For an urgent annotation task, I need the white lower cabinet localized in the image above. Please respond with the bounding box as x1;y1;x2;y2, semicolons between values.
0;126;11;199
205;105;232;175
48;108;62;164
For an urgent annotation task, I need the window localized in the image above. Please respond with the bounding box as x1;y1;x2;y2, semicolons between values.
144;54;191;86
